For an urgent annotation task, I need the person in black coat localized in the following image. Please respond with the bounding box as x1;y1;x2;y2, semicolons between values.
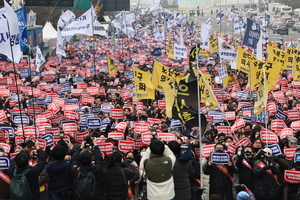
203;143;236;200
46;144;73;200
9;141;46;200
70;137;105;200
253;148;280;200
168;141;194;200
235;146;256;191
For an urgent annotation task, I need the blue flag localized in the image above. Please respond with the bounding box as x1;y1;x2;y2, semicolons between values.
243;18;261;49
15;5;28;51
189;21;194;36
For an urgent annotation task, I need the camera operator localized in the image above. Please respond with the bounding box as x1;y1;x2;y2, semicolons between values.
70;136;104;200
235;146;256;191
253;148;280;200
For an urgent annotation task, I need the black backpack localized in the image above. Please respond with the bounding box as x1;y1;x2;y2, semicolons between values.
10;168;33;200
73;168;97;200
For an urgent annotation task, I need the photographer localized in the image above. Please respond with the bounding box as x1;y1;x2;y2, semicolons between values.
70;137;104;200
235;146;256;191
253;148;280;200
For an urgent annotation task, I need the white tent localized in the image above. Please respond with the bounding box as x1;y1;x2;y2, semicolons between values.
43;22;57;40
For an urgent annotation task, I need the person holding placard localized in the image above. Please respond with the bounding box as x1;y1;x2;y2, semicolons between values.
203;143;236;200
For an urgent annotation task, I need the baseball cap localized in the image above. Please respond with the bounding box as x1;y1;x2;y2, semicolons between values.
262;148;272;155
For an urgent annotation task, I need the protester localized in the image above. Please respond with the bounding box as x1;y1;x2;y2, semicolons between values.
9;141;46;200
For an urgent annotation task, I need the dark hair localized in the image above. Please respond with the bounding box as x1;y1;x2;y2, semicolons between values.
15;150;29;168
52;145;67;160
224;136;233;143
150;139;165;155
79;149;92;166
107;151;123;168
168;141;180;156
209;194;221;200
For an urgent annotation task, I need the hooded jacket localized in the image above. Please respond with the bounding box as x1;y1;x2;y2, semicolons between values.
46;159;72;195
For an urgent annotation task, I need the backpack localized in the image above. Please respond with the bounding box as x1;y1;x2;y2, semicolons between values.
73;168;97;200
10;168;33;200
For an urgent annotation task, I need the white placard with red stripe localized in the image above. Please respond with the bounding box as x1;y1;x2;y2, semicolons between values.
134;122;150;134
158;100;166;110
63;122;77;133
260;130;279;144
97;142;113;156
110;109;123;119
284;148;296;161
217;126;232;135
227;144;237;155
118;140;135;152
75;131;89;143
271;119;286;131
279;128;293;141
284;170;300;183
108;132;124;140
225;111;236;120
0;143;10;153
288;110;300;120
156;133;177;143
202;144;215;157
37;139;47;151
291;120;300;130
231;118;245;132
236;137;252;147
141;131;152;146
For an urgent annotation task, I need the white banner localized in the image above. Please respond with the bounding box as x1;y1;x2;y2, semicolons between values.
56;27;66;56
61;8;93;36
35;46;45;71
173;44;187;59
154;26;165;41
57;10;75;29
218;66;228;80
0;1;21;63
218;37;236;60
28;10;36;26
234;17;245;34
201;22;211;49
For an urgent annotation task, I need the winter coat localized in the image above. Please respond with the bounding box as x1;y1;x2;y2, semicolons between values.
253;160;280;200
235;156;256;190
203;159;236;200
172;158;193;200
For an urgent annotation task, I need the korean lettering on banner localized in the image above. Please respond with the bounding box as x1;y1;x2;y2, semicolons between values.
173;44;187;59
86;118;102;129
284;47;297;70
20;68;30;78
80;114;94;124
236;137;252;147
158;99;166;110
110;109;123;119
211;153;230;165
252;111;268;124
225;111;236;120
0;157;10;170
107;132;124;140
75;131;89;143
101;104;114;113
271;119;286;130
118;140;135;153
156;133;177;143
268;143;283;156
97;142;113;156
242;104;254;111
202;144;215;157
141;132;152;146
284;170;300;183
218;66;227;80
267;46;285;68
79;125;88;132
37;139;47;151
284;148;296;161
236;47;257;74
227;144;237;155
294;153;300;163
96;137;107;144
279;128;293;140
91;105;100;114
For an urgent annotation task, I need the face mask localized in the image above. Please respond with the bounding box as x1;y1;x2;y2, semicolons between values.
237;151;241;156
225;142;232;147
140;152;146;157
0;152;3;156
126;157;134;163
244;151;252;156
216;150;223;153
31;154;38;159
219;139;224;143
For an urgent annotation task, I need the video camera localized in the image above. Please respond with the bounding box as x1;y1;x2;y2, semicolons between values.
84;136;94;149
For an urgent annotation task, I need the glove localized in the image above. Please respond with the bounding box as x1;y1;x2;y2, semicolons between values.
262;165;270;171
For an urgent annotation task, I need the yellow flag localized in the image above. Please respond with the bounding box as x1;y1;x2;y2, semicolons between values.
249;60;264;90
199;71;219;110
249;60;281;92
209;34;218;53
268;41;278;49
107;53;119;75
284;47;297;70
293;53;300;81
133;67;155;100
267;45;285;68
223;66;237;88
161;81;175;117
236;47;257;74
254;68;268;115
152;61;183;91
168;37;175;59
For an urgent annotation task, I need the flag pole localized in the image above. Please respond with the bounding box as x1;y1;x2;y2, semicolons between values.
6;20;25;139
195;43;204;190
263;68;268;148
27;46;38;139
